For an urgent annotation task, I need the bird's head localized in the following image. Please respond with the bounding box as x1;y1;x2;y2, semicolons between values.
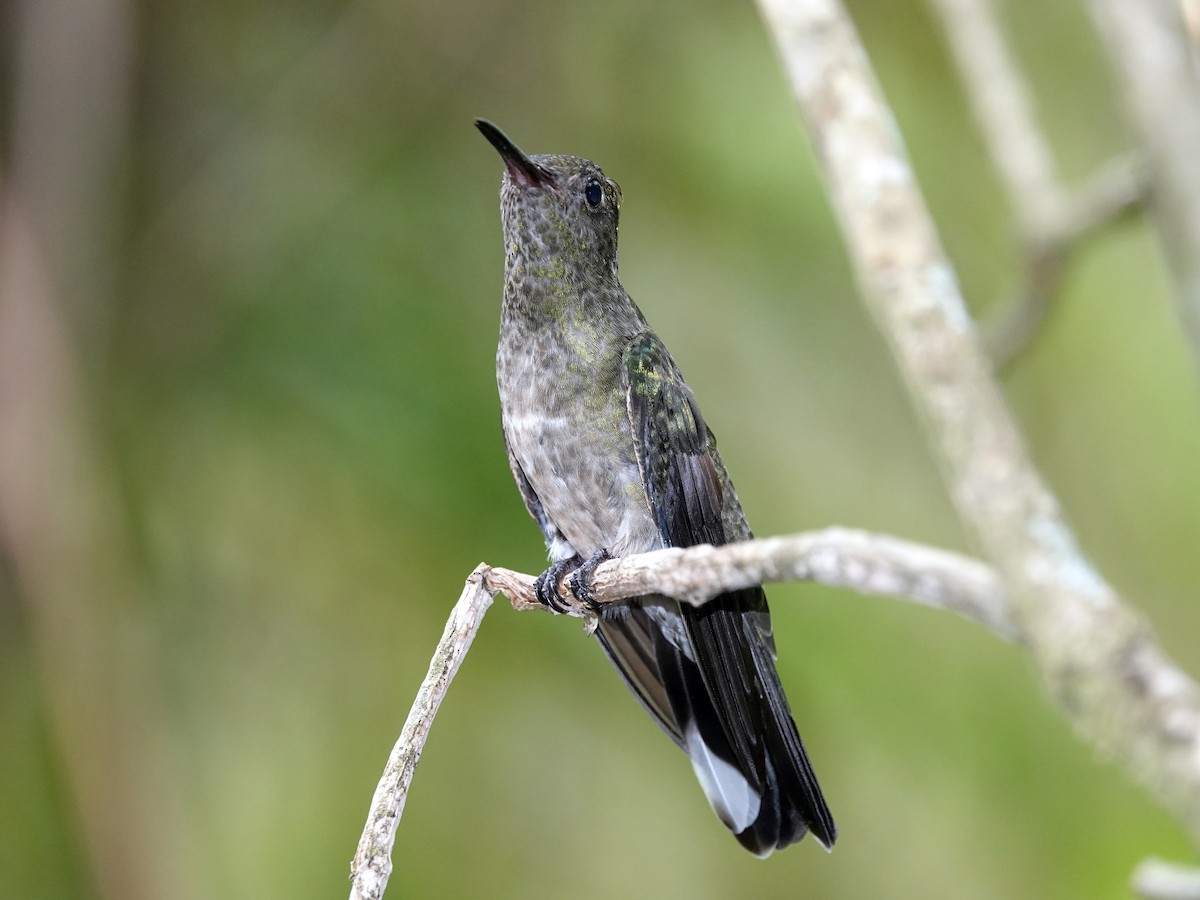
476;119;622;278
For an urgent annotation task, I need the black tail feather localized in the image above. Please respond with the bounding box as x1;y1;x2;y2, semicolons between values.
595;591;835;856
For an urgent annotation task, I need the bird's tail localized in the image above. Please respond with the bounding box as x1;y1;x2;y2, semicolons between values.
738;623;836;854
594;590;836;856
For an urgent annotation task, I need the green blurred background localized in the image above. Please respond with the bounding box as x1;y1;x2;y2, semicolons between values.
2;0;1198;897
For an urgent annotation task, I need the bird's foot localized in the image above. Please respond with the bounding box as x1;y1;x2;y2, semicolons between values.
534;556;581;614
570;548;612;612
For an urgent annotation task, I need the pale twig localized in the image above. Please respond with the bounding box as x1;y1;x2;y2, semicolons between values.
1133;858;1200;900
487;527;1011;638
1091;0;1200;379
929;0;1149;368
349;567;495;900
348;530;1007;898
757;0;1200;847
983;154;1148;368
929;0;1064;228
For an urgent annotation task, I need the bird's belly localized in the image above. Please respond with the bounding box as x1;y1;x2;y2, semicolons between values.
503;409;661;561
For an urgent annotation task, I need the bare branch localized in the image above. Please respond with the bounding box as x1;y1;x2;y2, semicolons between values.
756;0;1200;845
1091;0;1200;378
349;568;495;900
1134;858;1200;900
486;527;1012;639
349;529;1006;898
981;153;1148;368
929;0;1149;368
929;0;1065;228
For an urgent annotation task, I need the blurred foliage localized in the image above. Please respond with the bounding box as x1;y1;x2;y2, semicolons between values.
2;0;1199;897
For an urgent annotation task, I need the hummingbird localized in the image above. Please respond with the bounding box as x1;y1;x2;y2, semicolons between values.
477;119;836;856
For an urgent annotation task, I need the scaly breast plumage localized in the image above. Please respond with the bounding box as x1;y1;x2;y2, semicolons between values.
500;347;660;559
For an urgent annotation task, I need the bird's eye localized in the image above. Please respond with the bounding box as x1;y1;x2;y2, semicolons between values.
584;178;604;208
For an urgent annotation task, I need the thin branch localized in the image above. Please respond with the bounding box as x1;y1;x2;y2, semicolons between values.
929;0;1065;227
981;153;1148;368
1091;0;1200;379
1134;858;1200;900
929;0;1149;368
349;567;495;900
348;530;1007;898
756;0;1200;846
487;527;1012;638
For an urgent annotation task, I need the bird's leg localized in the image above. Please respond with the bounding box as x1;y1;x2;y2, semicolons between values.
570;548;612;612
534;555;582;614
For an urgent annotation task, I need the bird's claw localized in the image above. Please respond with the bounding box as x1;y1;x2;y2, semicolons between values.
534;550;611;614
534;557;579;614
569;548;612;612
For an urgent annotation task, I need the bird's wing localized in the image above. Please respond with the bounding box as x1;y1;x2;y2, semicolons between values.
619;330;767;769
603;329;835;853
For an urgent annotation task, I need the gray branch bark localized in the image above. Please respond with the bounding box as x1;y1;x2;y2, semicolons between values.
349;569;495;900
757;0;1200;847
488;527;1011;637
929;0;1148;368
1091;0;1200;379
347;529;1006;899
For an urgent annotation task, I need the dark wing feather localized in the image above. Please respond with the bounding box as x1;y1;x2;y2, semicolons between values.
612;331;836;854
592;602;684;748
622;332;768;779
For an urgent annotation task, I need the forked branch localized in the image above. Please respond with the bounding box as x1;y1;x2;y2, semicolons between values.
348;528;1005;900
929;0;1148;368
756;0;1200;870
